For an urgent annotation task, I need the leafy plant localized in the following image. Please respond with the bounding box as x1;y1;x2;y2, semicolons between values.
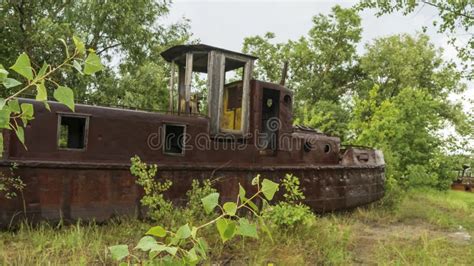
0;37;103;198
281;173;306;203
0;163;24;200
130;155;173;221
263;174;315;228
264;202;315;228
0;36;103;153
108;176;279;265
185;179;217;221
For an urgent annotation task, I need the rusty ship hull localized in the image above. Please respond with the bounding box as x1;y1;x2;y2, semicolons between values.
0;162;384;226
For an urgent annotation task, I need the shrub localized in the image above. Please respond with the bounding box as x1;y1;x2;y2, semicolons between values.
263;174;315;228
185;179;217;221
377;174;405;210
130;155;173;221
264;202;315;228
0;163;24;200
281;173;305;203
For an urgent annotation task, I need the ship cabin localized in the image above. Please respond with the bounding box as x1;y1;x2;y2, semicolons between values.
3;44;356;167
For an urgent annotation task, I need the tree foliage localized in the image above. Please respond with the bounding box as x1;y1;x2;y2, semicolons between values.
0;0;191;106
243;5;471;189
243;5;361;138
357;0;474;79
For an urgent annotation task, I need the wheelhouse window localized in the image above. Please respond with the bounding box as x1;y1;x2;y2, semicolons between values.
220;57;246;132
58;115;89;150
163;124;186;155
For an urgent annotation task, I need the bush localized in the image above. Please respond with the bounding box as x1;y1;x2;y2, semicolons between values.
263;174;315;228
130;155;173;221
263;202;315;228
377;174;405;210
0;164;24;200
185;179;217;221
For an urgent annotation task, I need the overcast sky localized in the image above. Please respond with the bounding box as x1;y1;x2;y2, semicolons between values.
163;0;473;113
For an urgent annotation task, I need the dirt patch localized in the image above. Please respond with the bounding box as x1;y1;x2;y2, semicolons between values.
350;222;472;265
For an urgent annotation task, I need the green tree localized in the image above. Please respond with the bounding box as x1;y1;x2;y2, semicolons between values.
0;0;190;106
357;34;465;102
243;6;362;137
350;85;472;189
357;0;473;79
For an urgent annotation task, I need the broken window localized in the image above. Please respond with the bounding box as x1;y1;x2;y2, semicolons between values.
58;115;88;150
220;57;246;132
163;124;185;155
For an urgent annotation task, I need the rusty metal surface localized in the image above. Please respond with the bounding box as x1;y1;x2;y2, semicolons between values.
0;165;384;226
0;79;385;227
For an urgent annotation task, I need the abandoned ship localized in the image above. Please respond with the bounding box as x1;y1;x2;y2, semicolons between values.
0;44;385;226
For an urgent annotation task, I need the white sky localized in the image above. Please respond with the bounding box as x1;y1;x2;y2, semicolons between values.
163;0;473;116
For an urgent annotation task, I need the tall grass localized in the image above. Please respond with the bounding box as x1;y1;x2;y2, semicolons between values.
1;189;473;265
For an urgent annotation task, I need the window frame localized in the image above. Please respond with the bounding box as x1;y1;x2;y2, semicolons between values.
162;123;187;156
56;112;90;151
218;54;252;136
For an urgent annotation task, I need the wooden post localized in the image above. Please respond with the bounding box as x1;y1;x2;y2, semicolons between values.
169;61;175;113
178;67;185;115
208;51;224;135
280;61;288;86
184;52;193;114
241;59;253;135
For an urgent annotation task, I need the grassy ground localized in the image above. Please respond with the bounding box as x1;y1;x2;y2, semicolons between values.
1;189;473;265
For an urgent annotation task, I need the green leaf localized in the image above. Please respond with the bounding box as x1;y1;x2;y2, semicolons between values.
108;245;129;261
73;36;85;55
195;238;208;259
35;83;50;111
237;218;258;238
186;248;199;264
258;216;273;242
73;60;83;74
53;86;75;111
37;62;49;78
176;223;191;239
238;184;246;202
10;53;33;80
251;174;260;186
134;236;158;252
216;218;236;243
146;225;167;238
21;103;34;118
201;192;219;214
165;247;178;256
14;126;25;146
83;52;103;75
0;64;8;82
150;244;167;252
238;184;258;212
7;99;20;113
36;82;48;102
261;179;279;200
0;98;5;111
3;78;22;89
0;109;11;129
191;226;198;239
223;202;237;216
59;38;69;58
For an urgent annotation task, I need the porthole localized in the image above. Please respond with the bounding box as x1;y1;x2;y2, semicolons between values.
283;95;291;106
324;144;331;153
